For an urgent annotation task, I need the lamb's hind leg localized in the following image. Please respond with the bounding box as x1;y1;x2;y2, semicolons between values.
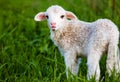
106;43;120;75
87;50;101;81
64;51;81;78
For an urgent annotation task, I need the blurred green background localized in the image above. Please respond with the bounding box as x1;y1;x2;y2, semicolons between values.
0;0;120;82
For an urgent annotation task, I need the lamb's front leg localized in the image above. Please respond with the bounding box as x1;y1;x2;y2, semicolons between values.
64;52;81;78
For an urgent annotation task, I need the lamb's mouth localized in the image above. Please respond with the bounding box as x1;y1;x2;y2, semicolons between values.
51;26;56;31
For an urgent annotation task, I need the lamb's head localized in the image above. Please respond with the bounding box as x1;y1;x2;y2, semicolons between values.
34;5;78;31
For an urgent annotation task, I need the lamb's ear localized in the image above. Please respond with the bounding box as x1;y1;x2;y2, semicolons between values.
34;12;46;21
66;11;78;20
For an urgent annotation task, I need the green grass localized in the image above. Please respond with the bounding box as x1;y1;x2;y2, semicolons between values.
0;0;120;82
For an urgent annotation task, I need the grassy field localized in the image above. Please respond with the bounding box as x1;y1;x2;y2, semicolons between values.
0;0;120;82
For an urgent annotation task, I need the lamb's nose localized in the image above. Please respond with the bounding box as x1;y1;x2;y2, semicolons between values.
51;22;56;26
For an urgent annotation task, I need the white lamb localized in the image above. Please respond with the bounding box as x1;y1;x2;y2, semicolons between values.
34;5;120;81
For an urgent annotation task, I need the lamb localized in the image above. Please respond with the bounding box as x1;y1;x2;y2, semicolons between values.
34;5;120;81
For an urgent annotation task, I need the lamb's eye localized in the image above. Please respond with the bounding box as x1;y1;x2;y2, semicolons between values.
46;15;49;19
60;15;64;19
